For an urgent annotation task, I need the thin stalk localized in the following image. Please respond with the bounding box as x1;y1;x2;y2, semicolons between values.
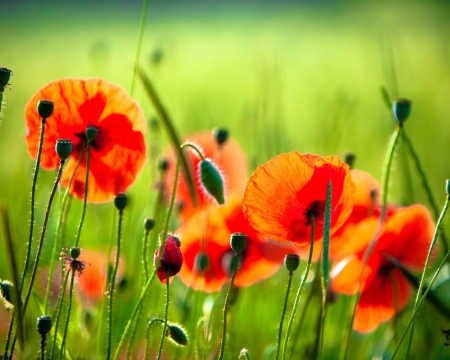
146;319;164;360
113;151;183;360
0;91;3;114
106;208;124;360
217;254;240;360
50;270;70;359
40;333;47;360
2;204;25;357
74;141;91;247
340;124;403;360
392;247;450;359
403;131;450;255
276;272;293;360
405;196;449;358
156;269;171;360
59;268;76;359
281;215;315;360
142;229;151;283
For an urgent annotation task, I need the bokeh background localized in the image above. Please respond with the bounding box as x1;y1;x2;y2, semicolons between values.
2;0;450;358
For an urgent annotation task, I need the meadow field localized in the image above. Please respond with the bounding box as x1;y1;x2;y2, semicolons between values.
1;0;450;359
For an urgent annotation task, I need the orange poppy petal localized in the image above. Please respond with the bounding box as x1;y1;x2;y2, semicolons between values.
354;268;411;333
25;78;147;203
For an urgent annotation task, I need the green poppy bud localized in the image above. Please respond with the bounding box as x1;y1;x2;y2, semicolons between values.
213;127;229;147
195;252;210;272
0;280;13;303
284;254;300;273
392;99;411;124
85;125;99;141
446;179;450;198
144;217;155;232
166;323;188;346
343;152;356;169
37;100;54;119
55;139;72;161
114;193;128;212
0;68;12;90
199;159;225;205
158;158;169;172
230;232;247;254
37;316;52;336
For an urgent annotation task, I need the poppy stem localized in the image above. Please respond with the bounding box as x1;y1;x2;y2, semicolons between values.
145;319;164;360
340;124;403;360
50;269;70;359
156;268;171;360
59;266;76;358
392;215;450;359
404;195;449;358
403;131;450;255
281;215;315;360
74;141;91;247
180;142;206;160
106;206;124;360
218;253;240;360
275;271;293;360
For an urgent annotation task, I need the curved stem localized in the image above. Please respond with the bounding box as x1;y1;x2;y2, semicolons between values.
50;270;70;359
156;269;171;360
404;197;449;358
74;141;91;247
281;215;315;360
106;208;124;360
276;272;293;360
340;124;402;360
180;142;205;160
59;268;76;358
218;253;240;360
145;319;164;360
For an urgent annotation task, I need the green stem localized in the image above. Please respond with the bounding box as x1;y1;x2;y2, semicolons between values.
391;246;450;359
59;268;76;358
142;229;150;283
276;272;293;360
340;124;402;360
403;131;450;255
74;141;91;247
40;334;46;360
218;253;240;360
404;196;449;358
281;215;315;360
146;319;164;360
107;208;124;360
50;270;70;359
156;269;171;360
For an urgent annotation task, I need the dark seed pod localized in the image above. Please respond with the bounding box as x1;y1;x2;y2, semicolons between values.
37;100;54;119
114;193;128;212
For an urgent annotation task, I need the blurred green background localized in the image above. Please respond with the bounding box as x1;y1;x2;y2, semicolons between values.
2;0;450;358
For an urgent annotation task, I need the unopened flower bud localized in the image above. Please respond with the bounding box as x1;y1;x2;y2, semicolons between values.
85;125;99;141
114;193;128;212
392;99;411;124
213;127;229;147
199;159;225;205
37;316;52;336
343;152;356;169
0;280;13;302
0;68;12;90
37;100;54;119
284;254;300;273
55;139;72;161
166;323;188;346
195;252;210;272
144;217;155;232
230;232;247;254
158;158;169;172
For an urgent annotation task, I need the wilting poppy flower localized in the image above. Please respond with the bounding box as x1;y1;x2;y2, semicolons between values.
243;152;355;246
24;78;147;203
76;249;125;303
331;204;435;332
163;131;248;220
177;195;294;292
154;235;184;283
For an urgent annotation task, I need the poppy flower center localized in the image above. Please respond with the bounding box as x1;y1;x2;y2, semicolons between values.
303;200;325;226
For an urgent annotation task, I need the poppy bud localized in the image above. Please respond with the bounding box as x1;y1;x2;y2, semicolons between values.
343;152;356;169
144;217;155;232
69;247;81;260
446;179;450;198
284;254;300;273
166;323;188;346
36;316;52;336
199;159;225;205
0;68;12;90
114;193;128;212
37;100;54;119
0;280;13;302
392;99;411;124
195;252;210;272
85;125;99;141
230;232;247;254
154;234;183;283
157;157;169;173
213;127;229;147
55;139;72;161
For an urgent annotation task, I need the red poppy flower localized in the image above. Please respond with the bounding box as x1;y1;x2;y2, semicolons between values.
24;78;147;203
243;152;355;246
177;195;294;293
163;131;248;221
331;204;435;332
154;235;184;283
